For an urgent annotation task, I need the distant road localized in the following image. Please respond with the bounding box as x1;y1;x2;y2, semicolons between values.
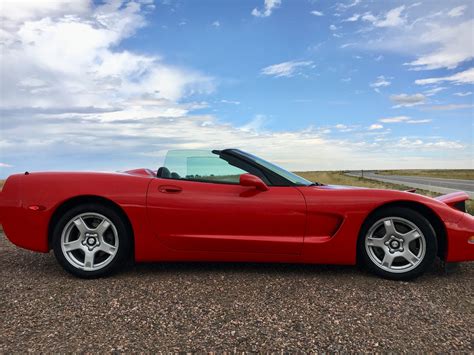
347;171;474;198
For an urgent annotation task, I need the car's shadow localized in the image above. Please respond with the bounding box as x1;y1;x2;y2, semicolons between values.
3;244;454;281
119;257;451;281
128;260;356;276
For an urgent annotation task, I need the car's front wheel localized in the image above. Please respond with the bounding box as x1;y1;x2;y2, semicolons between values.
53;204;131;278
358;207;437;280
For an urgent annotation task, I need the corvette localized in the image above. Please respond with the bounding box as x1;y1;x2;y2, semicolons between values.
0;149;473;279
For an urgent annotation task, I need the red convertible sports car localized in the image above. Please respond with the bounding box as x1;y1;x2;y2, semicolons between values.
1;149;473;279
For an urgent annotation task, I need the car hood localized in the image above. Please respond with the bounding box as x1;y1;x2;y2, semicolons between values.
305;184;469;216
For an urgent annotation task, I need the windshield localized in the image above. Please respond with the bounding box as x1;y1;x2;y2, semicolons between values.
161;150;246;184
233;150;313;186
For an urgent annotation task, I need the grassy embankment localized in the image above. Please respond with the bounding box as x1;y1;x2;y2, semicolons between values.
377;169;474;180
296;171;473;215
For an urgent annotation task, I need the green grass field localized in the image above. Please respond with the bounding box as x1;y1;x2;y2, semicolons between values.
296;171;437;194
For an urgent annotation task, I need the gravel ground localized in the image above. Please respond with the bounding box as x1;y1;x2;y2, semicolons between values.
0;232;473;352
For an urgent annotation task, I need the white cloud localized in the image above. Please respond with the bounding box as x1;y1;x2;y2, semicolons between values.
379;116;410;123
343;13;360;22
415;68;474;85
0;163;13;168
340;42;355;49
370;75;391;88
378;116;431;124
395;138;464;150
240;114;268;132
0;0;214;111
409;2;422;9
261;60;314;78
364;6;406;28
369;124;383;130
329;24;339;31
423;87;446;96
221;99;241;105
335;0;361;12
251;0;281;18
447;5;467;18
360;7;473;72
454;91;472;97
212;20;220;27
311;10;324;16
423;104;474;111
6;106;467;172
0;0;90;25
406;119;431;124
390;93;426;108
360;12;376;23
346;6;406;27
405;20;474;70
2;106;469;172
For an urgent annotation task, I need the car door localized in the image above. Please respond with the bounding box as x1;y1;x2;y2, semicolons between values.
146;150;306;255
147;179;306;254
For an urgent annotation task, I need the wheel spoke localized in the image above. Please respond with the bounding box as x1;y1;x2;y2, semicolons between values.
381;252;395;268
98;241;117;255
367;237;386;248
73;217;90;234
383;219;397;236
63;239;83;252
83;250;95;270
402;229;421;244
95;219;110;236
401;249;420;265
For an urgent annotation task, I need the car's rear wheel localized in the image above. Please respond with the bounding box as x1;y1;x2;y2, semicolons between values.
358;207;437;280
53;204;131;278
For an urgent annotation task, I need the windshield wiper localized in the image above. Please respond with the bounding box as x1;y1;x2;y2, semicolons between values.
308;182;324;186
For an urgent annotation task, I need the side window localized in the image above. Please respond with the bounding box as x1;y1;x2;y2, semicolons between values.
160;150;246;184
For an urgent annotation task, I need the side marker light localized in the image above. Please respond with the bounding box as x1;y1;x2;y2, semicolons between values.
28;205;46;211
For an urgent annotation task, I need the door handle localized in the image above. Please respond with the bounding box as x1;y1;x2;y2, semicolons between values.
158;185;182;193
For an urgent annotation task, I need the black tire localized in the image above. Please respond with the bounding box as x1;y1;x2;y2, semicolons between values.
358;207;437;281
52;203;131;278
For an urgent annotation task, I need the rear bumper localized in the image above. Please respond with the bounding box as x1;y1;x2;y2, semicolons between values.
445;213;474;262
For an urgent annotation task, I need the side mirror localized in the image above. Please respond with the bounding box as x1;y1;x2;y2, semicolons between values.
239;173;269;191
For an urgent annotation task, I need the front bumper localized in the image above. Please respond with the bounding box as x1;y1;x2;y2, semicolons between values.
445;213;474;262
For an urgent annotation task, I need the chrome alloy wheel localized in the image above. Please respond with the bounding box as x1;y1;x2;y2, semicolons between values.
364;217;426;274
61;212;119;271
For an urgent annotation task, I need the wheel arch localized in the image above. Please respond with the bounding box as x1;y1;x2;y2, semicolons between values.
48;195;135;253
359;200;447;260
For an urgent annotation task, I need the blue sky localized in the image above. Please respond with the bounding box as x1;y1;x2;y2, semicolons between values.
0;0;473;177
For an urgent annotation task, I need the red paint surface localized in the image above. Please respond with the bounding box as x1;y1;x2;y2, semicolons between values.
0;170;473;264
